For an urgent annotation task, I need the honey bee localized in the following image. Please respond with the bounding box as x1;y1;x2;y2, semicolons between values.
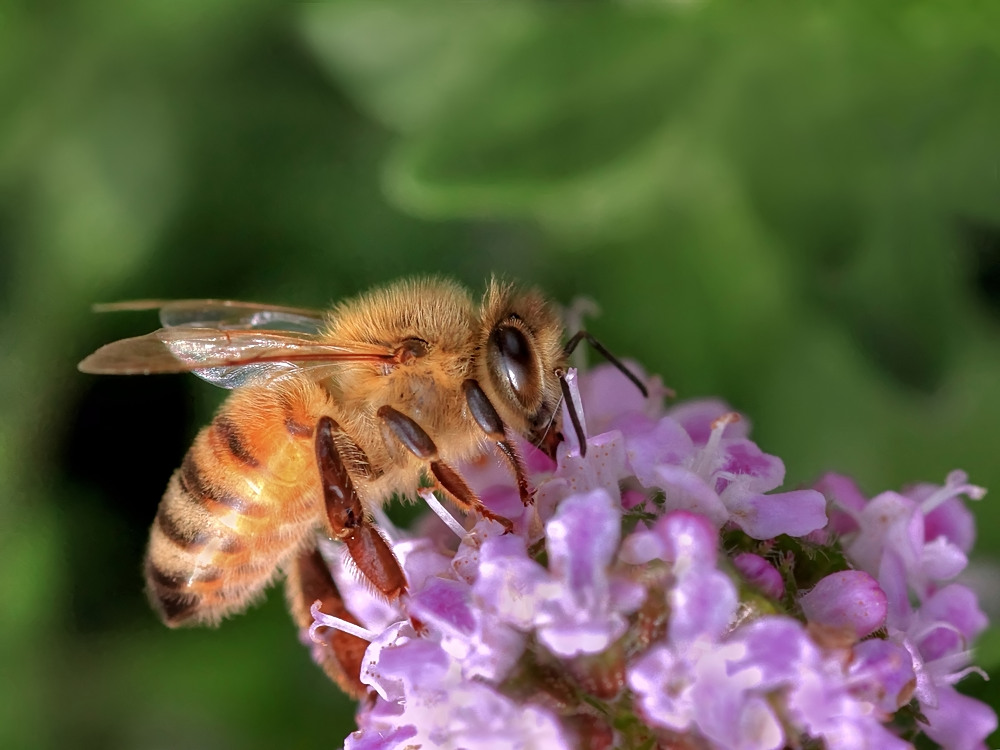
79;277;645;695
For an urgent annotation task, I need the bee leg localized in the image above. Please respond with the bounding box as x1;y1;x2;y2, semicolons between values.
285;547;367;698
462;379;534;506
377;405;515;531
316;416;406;600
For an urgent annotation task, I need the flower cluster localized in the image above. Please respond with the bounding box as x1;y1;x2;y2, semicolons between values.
307;364;995;750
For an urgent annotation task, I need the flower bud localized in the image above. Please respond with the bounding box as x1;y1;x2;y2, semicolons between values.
799;570;887;639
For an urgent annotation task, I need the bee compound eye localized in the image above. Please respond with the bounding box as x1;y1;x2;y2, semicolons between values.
488;325;540;408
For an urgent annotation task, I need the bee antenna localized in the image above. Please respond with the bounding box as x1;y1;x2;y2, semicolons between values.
558;371;588;458
564;330;648;398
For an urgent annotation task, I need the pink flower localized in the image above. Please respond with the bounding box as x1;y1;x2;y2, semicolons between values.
297;363;993;750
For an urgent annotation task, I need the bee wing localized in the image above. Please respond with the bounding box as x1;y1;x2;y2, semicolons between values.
93;299;326;334
78;328;395;389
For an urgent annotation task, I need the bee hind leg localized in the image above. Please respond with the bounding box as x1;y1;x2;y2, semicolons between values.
315;416;406;600
376;405;515;532
285;547;368;697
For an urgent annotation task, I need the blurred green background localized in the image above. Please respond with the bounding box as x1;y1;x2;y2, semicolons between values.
2;2;999;748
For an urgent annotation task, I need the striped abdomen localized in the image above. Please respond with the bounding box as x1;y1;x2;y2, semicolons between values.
145;384;326;626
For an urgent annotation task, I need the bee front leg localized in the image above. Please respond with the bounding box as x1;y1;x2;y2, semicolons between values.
315;416;406;600
462;379;534;506
377;405;515;532
285;547;367;697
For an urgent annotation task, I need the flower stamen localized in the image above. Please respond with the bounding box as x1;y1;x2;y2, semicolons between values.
309;600;379;643
418;487;467;539
692;411;740;477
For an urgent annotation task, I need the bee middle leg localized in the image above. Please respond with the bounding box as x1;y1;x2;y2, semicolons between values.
377;405;515;531
315;416;406;600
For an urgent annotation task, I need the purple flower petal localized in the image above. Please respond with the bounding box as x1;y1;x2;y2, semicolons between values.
619;524;666;565
475;488;644;659
620;414;694;488
915;583;988;661
475;535;558;631
555;430;629;500
547;489;620;593
689;643;785;750
658;510;721;569
522;440;558;474
652;464;729;528
922;684;997;750
851;492;923;578
627;644;693;731
668;398;749;444
480;484;526;524
716;438;786;494
925;496;976;554
360;623;435;701
784;663;906;750
814;472;867;536
357;635;572;750
725;489;828;539
397;539;455;592
409;577;476;636
539;489;640;656
729;616;817;687
919;536;968;581
669;567;737;644
848;639;916;713
452;518;507;584
344;724;417;750
877;549;913;631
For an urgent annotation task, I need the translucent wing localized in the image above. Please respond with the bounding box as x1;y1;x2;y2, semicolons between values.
78;328;394;389
93;299;326;334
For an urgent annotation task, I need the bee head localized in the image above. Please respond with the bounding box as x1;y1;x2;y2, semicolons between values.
477;281;565;446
